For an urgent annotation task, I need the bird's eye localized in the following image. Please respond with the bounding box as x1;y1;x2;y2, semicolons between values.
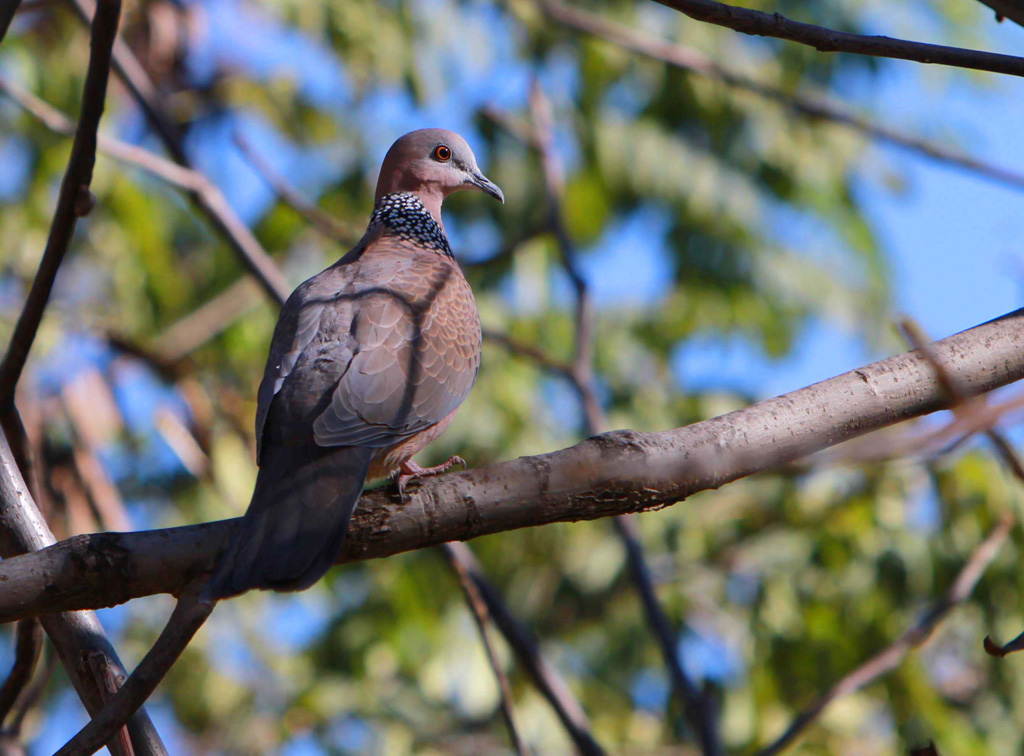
433;144;452;162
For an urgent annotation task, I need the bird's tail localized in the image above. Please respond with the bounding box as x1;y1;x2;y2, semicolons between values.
204;443;376;600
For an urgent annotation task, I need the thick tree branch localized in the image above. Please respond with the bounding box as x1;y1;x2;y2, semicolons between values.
543;0;1024;192
655;0;1024;78
759;512;1014;755
0;309;1019;622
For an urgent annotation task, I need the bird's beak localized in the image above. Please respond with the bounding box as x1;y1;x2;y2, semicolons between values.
467;171;505;203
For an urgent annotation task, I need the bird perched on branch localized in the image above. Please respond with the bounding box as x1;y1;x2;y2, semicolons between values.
56;134;503;753
206;129;503;598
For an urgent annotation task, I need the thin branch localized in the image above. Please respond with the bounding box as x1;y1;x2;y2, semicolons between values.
527;84;720;754
66;0;291;305
446;542;605;755
612;515;720;747
0;619;43;727
150;277;264;361
85;651;133;756
0;0;21;44
983;631;1024;657
541;0;1024;192
232;130;359;244
900;317;1024;660
441;543;529;756
0;307;1020;620
900;318;1024;476
7;646;55;735
0;1;167;753
0;77;206;193
759;512;1014;755
0;1;116;407
655;0;1024;78
975;0;1024;28
55;583;214;756
481;329;575;380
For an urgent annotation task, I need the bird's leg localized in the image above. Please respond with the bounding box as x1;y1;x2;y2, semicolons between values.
395;456;467;499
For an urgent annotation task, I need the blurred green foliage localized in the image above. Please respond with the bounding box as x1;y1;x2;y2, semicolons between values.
0;0;1021;754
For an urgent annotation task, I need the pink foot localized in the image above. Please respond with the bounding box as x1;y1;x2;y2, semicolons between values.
395;456;466;499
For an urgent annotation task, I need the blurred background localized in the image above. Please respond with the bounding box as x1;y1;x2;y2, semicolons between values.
2;0;1024;753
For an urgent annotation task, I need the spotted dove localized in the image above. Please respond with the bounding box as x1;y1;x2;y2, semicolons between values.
205;129;503;599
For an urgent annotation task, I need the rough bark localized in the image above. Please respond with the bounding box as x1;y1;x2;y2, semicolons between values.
0;309;1018;622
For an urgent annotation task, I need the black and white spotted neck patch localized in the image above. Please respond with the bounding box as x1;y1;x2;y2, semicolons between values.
369;192;452;256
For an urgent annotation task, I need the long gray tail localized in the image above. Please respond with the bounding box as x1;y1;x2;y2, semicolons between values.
204;443;375;600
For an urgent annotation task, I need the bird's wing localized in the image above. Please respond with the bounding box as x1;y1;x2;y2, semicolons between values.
254;296;326;463
312;247;481;448
255;241;480;459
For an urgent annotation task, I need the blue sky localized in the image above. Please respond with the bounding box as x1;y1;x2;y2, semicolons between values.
678;15;1024;397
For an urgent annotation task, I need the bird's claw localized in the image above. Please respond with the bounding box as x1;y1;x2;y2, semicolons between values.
394;456;466;501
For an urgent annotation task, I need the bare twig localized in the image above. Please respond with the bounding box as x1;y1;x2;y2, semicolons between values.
481;329;575;380
656;0;1024;78
151;277;265;360
442;543;529;756
0;0;21;44
446;542;605;755
759;512;1014;755
67;0;291;305
61;380;133;533
55;583;214;756
902;318;1024;660
983;632;1024;657
0;77;205;193
0;4;114;406
233;130;359;244
7;647;55;735
85;651;133;756
526;84;720;754
0;619;43;727
541;0;1024;192
900;317;1024;482
975;0;1024;28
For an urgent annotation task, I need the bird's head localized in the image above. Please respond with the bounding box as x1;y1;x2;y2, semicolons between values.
374;129;504;223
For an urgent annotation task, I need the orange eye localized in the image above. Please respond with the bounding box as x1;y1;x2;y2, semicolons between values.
433;144;452;161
